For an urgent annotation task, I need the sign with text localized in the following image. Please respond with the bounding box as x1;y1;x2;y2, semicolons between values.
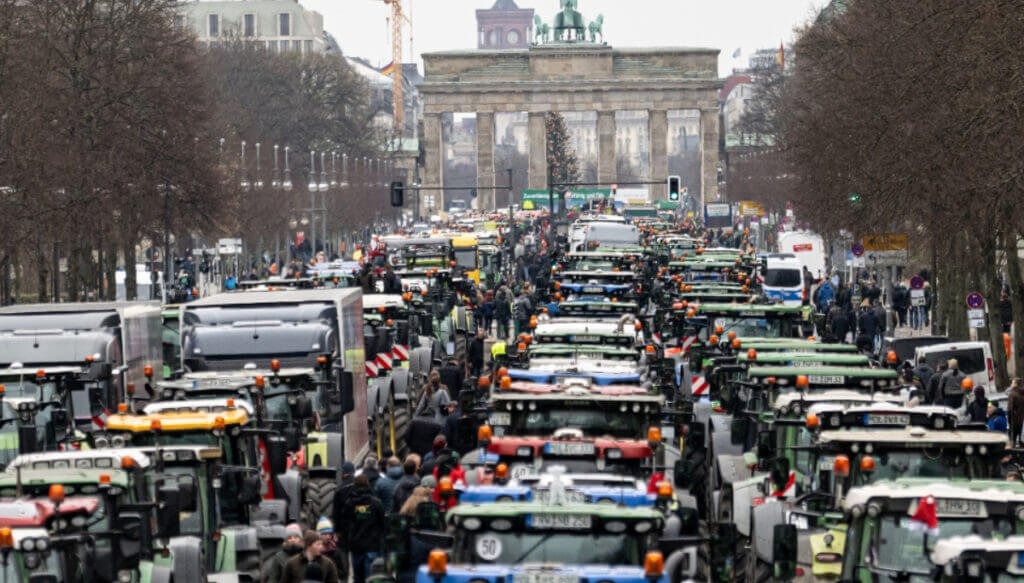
704;203;733;229
862;233;909;251
739;200;765;217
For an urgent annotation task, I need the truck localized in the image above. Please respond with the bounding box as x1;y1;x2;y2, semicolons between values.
776;231;826;279
179;289;370;521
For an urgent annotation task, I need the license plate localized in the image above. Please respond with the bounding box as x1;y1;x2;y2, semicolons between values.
583;286;604;293
545;442;596;456
528;514;593;529
490;412;512;426
798;360;825;368
534;489;586;504
935;498;984;516
817;456;834;471
808;375;844;385
865;414;908;426
514;574;578;583
571;335;600;343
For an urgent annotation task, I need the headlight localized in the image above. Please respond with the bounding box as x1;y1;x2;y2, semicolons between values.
161;388;173;399
462;517;482;530
965;445;975;455
118;570;133;583
528;402;536;411
111;435;126;448
94;436;110;449
516;403;524;411
933;416;946;429
979;445;988;455
604;521;627;533
777;405;789;416
34;538;48;552
850;444;860;454
849;505;864;519
864;443;874;454
71;515;87;527
516;446;533;457
867;503;881;518
21;538;35;551
634;521;653;533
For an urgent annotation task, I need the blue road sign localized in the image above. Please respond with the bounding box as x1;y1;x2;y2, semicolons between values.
966;292;985;309
910;276;925;290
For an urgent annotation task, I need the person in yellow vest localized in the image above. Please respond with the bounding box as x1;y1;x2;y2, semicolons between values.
353;246;363;262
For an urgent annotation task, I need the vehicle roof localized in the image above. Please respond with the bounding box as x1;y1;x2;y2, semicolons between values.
176;368;316;386
362;295;407;309
0;301;160;315
739;340;858;352
107;407;250;432
0;365;84;377
747;365;895;379
697;303;804;314
738;352;869;365
186;288;360;307
0;468;131;488
0;500;99;528
447;501;662;521
144;398;255;416
819;428;1008;446
534;322;628;336
843;479;1024;508
773;390;891;409
917;341;990;352
7;448;153;471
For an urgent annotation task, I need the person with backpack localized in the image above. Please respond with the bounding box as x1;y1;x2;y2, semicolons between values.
494;283;512;341
940;358;968;409
892;282;910;327
339;475;386;583
513;291;532;337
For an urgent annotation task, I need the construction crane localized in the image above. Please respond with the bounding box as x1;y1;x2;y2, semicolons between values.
383;0;412;137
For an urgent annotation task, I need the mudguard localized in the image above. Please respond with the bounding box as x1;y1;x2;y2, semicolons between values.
251;499;288;526
277;470;303;522
147;564;173;583
225;525;260;554
664;547;701;582
392;367;411;403
731;474;767;539
168;536;205;583
412;345;432;380
455;307;469;333
751;498;786;562
709;415;742;464
367;377;385;418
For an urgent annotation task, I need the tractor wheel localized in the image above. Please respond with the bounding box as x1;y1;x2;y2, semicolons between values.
302;477;338;527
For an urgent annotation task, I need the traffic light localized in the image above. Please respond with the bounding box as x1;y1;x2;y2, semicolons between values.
668;176;682;201
390;181;404;207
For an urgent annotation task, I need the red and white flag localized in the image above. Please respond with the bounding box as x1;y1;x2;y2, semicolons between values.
908;495;939;535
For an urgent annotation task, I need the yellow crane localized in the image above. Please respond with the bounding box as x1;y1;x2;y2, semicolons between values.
383;0;412;137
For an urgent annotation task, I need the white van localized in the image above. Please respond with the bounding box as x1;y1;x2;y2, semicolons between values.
762;255;804;306
915;341;995;395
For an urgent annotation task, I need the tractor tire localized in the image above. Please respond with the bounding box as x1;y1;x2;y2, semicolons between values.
302;477;338;528
454;333;468;367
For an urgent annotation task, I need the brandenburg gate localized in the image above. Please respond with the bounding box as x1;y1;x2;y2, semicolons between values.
418;0;722;212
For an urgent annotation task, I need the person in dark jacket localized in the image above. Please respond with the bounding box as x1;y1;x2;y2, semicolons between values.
1008;378;1024;446
1001;291;1014;333
855;301;878;353
966;386;989;423
468;330;486;377
826;304;850;344
927;362;948;405
340;475;387;583
360;457;381;488
391;455;421;513
373;456;403;514
912;356;934;392
263;523;303;583
281;530;340;583
494;284;512;340
329;462;356;581
439;357;464;397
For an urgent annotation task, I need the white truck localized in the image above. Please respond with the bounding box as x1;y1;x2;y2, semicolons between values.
776;231;826;279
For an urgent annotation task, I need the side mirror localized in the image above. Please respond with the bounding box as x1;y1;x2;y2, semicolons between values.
772;524;798;580
238;473;262;505
156;487;182;538
115;513;145;568
266;436;289;476
756;430;775;461
770;457;791;495
729;418;750;446
673;459;693;489
337;371;355;415
88;386;105;417
283;426;301;452
17;424;38;455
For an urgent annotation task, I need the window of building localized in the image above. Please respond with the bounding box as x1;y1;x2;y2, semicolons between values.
303;40;313;54
207;14;220;37
293;40;302;52
243;13;256;37
268;40;278;52
507;30;520;45
278;13;291;36
488;29;498;46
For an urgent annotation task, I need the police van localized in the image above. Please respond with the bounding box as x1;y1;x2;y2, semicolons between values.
762;255;804;307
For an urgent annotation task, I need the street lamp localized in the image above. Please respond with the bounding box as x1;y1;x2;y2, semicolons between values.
272;144;281;189
239;141;250;191
254;143;264;189
318;152;328;192
341;154;349;188
308;150;318;193
330;151;338;188
283;146;293;191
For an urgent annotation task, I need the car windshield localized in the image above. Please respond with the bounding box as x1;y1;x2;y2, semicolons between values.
872;515;1013;579
154;466;204;536
765;269;802;287
853;451;997;482
454;249;477;271
459;530;642;565
511;407;642;438
129;432;240;465
709;317;789;339
922;348;986;375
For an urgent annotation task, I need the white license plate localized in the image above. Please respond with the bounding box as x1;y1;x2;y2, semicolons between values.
490;412;512;426
528;514;593;529
545;442;596;456
865;414;908;426
817;456;834;471
583;286;604;293
534;489;586;505
798;360;825;368
571;335;600;343
514;574;578;583
808;375;844;385
935;498;984;516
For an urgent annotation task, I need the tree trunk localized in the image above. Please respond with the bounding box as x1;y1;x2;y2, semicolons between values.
982;235;1009;389
123;242;137;301
1005;229;1024;379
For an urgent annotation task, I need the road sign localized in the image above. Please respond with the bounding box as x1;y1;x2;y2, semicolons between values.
966;292;985;309
909;275;924;290
739;200;765;217
967;309;986;329
911;289;925;306
851;243;865;257
862;233;909;252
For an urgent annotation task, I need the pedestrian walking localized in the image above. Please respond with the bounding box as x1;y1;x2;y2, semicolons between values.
374;456;403;514
494;284;512;340
414;371;451;422
263;523;303;583
281;530;340;583
468;330;485;377
316;517;344;577
340;475;386;583
391;455;421;513
513;291;532;336
1008;378;1024;445
940;358;968;409
988;402;1009;432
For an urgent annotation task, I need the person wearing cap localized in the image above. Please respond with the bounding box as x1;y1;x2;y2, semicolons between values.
281;530;339;583
316;517;344;576
421;435;447;473
339;475;386;583
262;523;303;583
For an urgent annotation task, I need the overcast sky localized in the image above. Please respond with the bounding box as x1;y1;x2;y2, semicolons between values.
301;0;829;76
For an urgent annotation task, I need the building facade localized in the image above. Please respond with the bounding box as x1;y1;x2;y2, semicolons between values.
476;0;534;50
176;0;329;55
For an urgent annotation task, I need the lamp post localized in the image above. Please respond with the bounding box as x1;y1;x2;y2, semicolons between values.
308;150;318;256
254;143;264;190
283;146;293;192
272;145;281;189
239;141;250;191
319;151;328;257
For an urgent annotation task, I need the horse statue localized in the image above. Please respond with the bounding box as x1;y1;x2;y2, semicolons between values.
588;14;603;43
533;14;550;44
554;0;585;41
